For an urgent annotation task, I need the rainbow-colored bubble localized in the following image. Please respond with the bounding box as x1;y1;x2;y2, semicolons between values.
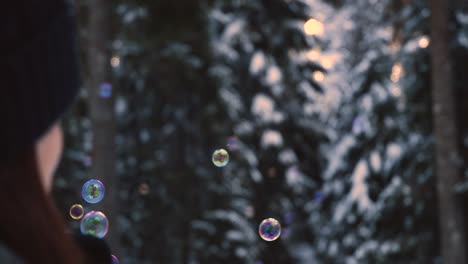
111;254;119;264
82;179;105;204
258;218;281;242
80;211;109;239
69;204;84;220
212;149;229;167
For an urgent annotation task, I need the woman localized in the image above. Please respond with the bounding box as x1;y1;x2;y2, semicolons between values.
0;0;110;263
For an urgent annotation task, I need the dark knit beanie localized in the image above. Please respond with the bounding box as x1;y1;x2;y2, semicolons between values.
0;0;80;161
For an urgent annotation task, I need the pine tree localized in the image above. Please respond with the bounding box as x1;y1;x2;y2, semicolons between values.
197;0;330;263
310;0;437;262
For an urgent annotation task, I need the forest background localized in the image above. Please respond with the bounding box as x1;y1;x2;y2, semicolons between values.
52;0;468;263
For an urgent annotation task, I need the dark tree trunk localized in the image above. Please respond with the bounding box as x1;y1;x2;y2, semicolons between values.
431;0;467;262
85;0;120;254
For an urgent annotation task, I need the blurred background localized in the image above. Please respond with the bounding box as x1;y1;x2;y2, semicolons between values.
53;0;468;263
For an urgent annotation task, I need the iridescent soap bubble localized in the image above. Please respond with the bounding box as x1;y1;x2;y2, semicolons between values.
82;179;105;204
258;218;281;241
212;149;229;167
138;182;150;196
80;211;109;239
69;204;84;220
99;83;112;98
111;255;119;264
226;136;239;151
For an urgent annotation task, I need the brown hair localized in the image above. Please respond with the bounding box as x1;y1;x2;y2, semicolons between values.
0;147;84;264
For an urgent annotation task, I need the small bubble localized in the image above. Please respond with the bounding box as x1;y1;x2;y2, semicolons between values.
138;183;150;196
80;211;109;239
99;83;112;98
227;136;239;151
111;254;120;264
69;204;84;220
212;149;229;167
258;218;281;241
82;179;105;204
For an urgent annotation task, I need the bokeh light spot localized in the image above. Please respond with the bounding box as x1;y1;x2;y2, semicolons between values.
304;18;324;36
312;71;325;82
99;83;113;98
418;36;430;49
110;56;120;68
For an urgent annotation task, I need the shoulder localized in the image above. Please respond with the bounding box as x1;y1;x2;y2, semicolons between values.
0;243;24;264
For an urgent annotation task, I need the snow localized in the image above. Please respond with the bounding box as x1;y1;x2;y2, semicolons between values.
251;93;285;123
350;160;373;211
387;143;402;158
370;151;382;172
115;97;128;114
323;135;356;179
260;130;284;148
265;65;282;85
286;166;303;186
251;94;274;117
279;149;298;164
249;52;266;74
220;87;244;119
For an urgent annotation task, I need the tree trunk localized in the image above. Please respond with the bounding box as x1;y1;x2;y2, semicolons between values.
431;0;467;262
85;0;120;254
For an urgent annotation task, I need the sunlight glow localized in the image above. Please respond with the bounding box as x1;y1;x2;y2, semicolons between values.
418;36;430;48
390;63;403;83
304;18;324;36
320;56;334;70
312;71;325;82
306;48;320;60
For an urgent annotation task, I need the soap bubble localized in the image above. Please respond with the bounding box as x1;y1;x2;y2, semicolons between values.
138;182;150;196
80;211;109;239
227;136;239;151
212;149;229;167
111;255;119;264
69;204;84;220
258;218;281;241
82;179;105;204
99;83;112;98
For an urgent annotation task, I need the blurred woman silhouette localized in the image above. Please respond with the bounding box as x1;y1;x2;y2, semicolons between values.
0;1;110;263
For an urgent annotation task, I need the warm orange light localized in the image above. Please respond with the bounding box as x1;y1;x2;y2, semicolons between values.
304;18;324;36
312;71;325;82
306;48;320;60
390;63;403;83
321;57;334;70
418;36;430;48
